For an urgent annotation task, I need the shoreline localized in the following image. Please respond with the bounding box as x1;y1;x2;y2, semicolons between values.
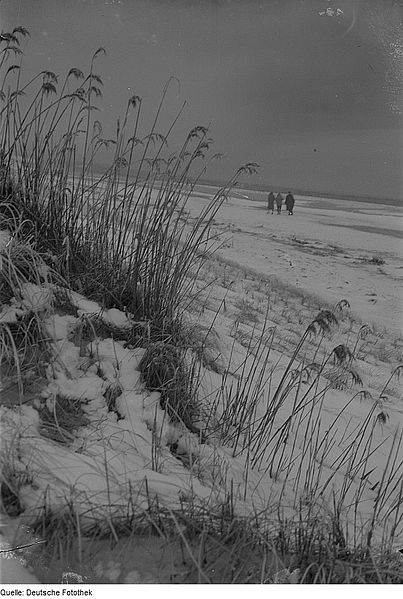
186;190;403;337
196;183;402;208
195;180;402;207
84;167;402;207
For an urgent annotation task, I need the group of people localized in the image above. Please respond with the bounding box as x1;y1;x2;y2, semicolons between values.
267;191;295;215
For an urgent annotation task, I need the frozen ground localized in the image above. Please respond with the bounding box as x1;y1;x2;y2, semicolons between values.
187;187;403;336
1;187;402;583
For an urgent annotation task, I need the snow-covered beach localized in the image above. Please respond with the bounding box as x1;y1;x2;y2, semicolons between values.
187;186;403;336
1;182;402;583
1;0;402;585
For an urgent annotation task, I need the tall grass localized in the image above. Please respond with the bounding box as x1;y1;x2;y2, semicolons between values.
0;25;257;427
0;204;61;397
204;306;403;559
0;27;257;333
1;28;402;585
16;497;403;584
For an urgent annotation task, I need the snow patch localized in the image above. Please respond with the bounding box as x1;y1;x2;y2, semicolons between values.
20;283;52;313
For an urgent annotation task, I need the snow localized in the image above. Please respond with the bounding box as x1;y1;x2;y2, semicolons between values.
0;549;40;583
0;279;53;324
68;290;101;316
0;301;25;323
67;290;144;330
102;307;135;330
20;283;52;313
0;516;40;584
43;314;78;341
186;190;403;336
0;306;227;528
1;188;402;583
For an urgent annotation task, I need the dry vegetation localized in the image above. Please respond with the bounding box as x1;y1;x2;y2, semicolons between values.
1;28;402;584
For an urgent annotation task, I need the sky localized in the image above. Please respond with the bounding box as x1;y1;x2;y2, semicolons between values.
1;0;402;198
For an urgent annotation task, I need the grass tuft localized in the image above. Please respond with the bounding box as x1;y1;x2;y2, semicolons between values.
38;394;90;443
139;341;199;432
1;25;402;585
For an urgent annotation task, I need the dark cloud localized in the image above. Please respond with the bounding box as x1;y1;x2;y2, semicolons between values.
1;0;401;197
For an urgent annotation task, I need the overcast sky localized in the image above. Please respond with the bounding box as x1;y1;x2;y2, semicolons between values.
1;0;402;198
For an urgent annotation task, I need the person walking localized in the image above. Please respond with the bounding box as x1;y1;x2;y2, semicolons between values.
275;192;283;215
267;191;275;214
285;191;295;215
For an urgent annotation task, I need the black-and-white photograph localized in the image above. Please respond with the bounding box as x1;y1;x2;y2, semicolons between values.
0;0;402;587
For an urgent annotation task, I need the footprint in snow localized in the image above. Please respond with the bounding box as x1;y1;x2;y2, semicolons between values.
282;253;294;267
